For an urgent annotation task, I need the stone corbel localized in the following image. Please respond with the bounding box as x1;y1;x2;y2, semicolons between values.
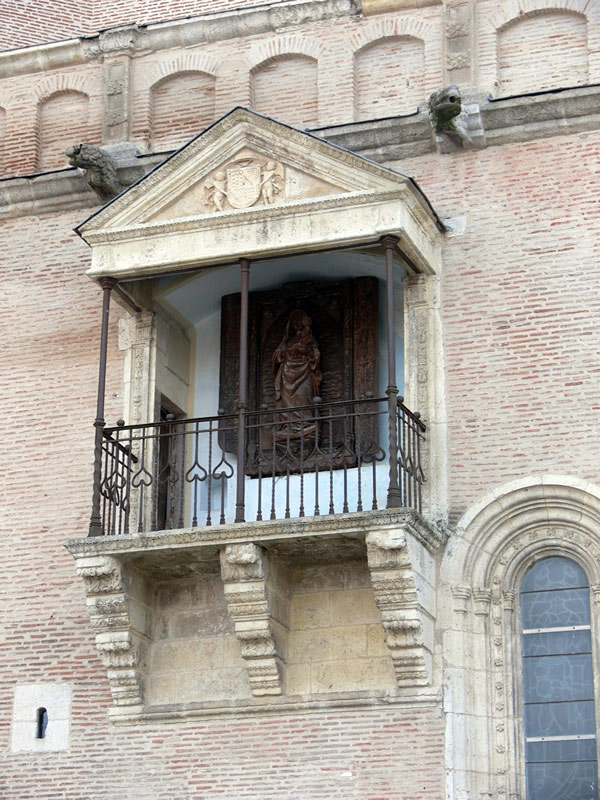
75;555;150;711
366;519;445;687
220;543;285;696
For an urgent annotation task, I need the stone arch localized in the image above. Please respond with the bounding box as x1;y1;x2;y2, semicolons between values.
250;52;319;128
33;72;96;104
479;0;600;93
245;35;322;73
442;475;600;799
149;70;216;152
37;89;90;172
353;35;426;121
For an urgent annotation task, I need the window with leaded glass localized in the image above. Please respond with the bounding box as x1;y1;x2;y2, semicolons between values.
520;556;598;800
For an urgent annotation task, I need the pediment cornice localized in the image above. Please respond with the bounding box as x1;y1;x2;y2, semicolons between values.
77;108;442;278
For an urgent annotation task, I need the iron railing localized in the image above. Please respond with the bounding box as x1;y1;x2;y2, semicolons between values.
98;396;425;536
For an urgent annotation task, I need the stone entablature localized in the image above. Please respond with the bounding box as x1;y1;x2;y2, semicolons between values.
66;508;448;722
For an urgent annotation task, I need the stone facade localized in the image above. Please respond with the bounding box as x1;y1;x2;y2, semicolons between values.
2;1;600;799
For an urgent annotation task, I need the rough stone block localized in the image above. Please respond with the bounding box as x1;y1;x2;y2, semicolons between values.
291;591;330;629
329;588;381;626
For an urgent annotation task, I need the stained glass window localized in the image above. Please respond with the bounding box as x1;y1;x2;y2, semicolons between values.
521;556;598;800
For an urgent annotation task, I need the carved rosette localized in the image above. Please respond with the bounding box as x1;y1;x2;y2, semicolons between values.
366;526;441;687
75;555;148;708
220;543;283;696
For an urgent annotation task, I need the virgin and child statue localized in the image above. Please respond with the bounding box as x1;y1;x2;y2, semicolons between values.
272;309;321;437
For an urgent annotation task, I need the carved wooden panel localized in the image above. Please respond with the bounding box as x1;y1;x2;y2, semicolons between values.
219;277;378;470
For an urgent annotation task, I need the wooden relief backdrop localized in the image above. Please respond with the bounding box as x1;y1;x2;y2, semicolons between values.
219;277;378;467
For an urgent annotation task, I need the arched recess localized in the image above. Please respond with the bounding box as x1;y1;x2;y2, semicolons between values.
250;54;318;128
37;90;89;172
354;36;425;121
497;10;588;94
441;476;600;800
150;71;216;152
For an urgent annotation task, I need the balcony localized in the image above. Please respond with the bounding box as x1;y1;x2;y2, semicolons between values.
66;108;447;719
99;395;425;536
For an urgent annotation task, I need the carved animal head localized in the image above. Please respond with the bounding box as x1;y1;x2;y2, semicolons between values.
428;85;463;133
66;143;106;169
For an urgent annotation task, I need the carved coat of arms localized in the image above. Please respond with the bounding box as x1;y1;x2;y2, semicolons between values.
227;164;262;208
204;157;284;213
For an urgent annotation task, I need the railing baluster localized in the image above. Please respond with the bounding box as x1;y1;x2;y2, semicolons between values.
328;408;335;515
299;421;305;518
270;435;277;521
206;419;213;527
356;426;363;513
95;396;425;534
342;410;349;514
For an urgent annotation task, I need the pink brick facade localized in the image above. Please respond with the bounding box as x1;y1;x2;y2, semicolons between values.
2;1;600;798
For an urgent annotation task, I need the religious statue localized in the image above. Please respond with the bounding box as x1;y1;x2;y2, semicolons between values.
273;310;321;436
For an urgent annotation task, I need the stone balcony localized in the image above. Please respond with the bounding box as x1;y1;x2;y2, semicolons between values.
66;508;446;723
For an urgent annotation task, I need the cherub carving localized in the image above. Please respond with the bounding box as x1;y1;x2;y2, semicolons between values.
204;170;227;212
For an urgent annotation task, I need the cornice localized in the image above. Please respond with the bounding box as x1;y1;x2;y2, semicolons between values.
108;687;442;725
65;508;443;558
0;0;359;79
3;86;599;220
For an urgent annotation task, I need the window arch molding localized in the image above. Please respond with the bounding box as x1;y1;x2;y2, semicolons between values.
441;476;600;800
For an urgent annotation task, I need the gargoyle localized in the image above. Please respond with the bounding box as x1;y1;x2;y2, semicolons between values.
66;143;124;202
428;85;472;149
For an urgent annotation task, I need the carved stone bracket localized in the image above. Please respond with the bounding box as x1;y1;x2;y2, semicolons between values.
366;518;445;687
75;555;150;709
220;544;285;696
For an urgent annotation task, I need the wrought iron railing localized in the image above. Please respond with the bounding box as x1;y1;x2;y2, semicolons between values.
97;396;425;536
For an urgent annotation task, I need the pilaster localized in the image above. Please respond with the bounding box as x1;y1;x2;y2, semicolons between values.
102;56;132;144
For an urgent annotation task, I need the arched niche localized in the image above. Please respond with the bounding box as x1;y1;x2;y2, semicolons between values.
497;10;589;95
150;71;216;152
37;90;90;172
354;36;425;121
250;55;318;128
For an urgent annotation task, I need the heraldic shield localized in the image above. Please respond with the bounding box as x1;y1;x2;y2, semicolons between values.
226;165;262;208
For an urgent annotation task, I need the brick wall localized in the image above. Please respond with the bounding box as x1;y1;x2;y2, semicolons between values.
354;36;425;120
37;90;90;170
150;71;216;152
497;12;588;96
0;0;277;51
0;64;102;178
407;132;600;522
251;55;319;129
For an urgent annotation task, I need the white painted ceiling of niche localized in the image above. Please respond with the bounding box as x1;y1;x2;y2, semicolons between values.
156;249;405;327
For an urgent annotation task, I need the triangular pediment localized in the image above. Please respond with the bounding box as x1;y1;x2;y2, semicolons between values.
78;108;442;279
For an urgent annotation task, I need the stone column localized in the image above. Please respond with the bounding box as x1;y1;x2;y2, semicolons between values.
220;543;287;696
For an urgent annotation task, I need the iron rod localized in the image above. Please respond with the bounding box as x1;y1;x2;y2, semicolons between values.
235;258;250;522
89;277;116;536
381;235;402;508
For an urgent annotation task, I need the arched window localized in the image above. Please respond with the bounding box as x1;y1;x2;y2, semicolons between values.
520;556;598;800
